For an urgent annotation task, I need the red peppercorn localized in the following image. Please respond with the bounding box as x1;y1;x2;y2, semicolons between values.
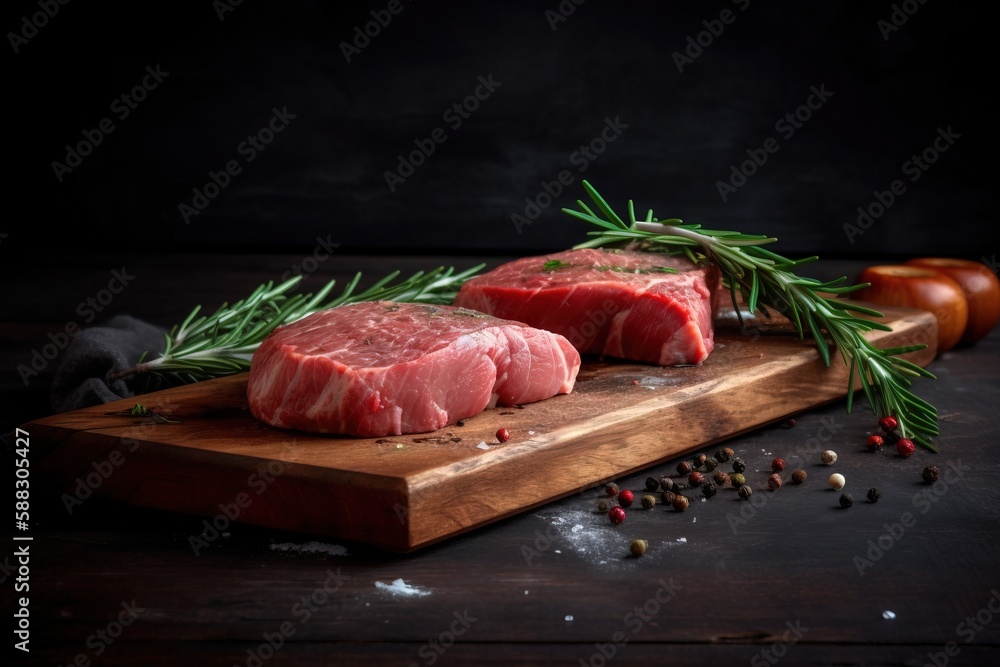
618;489;634;508
896;438;915;458
866;434;884;450
496;428;510;443
688;471;704;487
771;458;785;473
608;506;626;525
768;473;782;491
879;416;899;433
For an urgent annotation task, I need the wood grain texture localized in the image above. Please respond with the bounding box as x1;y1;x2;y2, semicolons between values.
26;304;936;552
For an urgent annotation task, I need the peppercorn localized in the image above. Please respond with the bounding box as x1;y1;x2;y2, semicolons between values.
922;465;940;484
645;476;660;491
732;458;747;473
608;506;626;525
715;447;734;463
618;489;634;508
771;458;786;473
738;484;753;500
821;450;838;465
688;471;704;487
896;438;915;458
606;482;619;496
791;469;807;485
840;493;853;508
496;428;511;443
713;470;730;487
702;481;718;498
866;434;884;450
730;473;746;488
768;473;782;491
879;415;899;433
660;476;678;493
671;495;690;512
867;488;881;503
677;461;693;475
661;490;677;505
629;539;648;557
704;458;718;472
596;499;611;513
693;453;707;468
784;417;796;428
641;494;657;509
828;473;846;490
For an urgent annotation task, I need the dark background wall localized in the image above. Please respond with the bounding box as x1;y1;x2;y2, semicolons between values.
8;0;997;258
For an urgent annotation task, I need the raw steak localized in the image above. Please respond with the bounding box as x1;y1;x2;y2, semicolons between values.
247;301;580;437
453;248;720;365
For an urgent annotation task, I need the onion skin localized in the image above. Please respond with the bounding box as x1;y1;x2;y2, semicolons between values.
905;258;1000;345
854;265;968;353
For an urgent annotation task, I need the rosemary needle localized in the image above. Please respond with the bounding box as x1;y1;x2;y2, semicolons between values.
563;180;938;451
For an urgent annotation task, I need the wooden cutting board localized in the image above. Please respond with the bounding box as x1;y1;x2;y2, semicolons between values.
26;304;936;552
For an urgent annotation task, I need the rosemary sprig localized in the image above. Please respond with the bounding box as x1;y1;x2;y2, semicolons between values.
114;265;484;386
563;180;938;450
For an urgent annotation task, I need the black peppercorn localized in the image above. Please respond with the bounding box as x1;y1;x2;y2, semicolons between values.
702;481;718;498
661;490;677;505
738;484;753;500
704;458;718;472
659;475;673;492
840;493;853;508
715;447;734;463
732;458;747;474
693;453;707;469
645;476;660;491
922;465;940;484
677;461;693;475
867;488;881;503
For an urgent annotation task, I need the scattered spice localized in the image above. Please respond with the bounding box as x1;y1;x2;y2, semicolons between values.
791;469;807;485
922;465;940;484
866;434;884;450
495;428;510;443
738;484;753;500
618;490;634;508
640;494;657;509
731;458;747;473
629;539;648;557
840;493;854;508
661;490;677;505
677;461;693;475
645;476;660;491
896;438;915;458
704;458;718;472
702;481;718;498
730;473;746;488
713;470;730;487
597;499;612;513
784;417;796;428
828;473;846;490
867;488;881;503
693;453;708;468
716;447;734;463
768;473;782;491
821;450;838;465
671;495;690;512
879;415;899;433
660;476;678;493
771;458;786;473
608;506;626;525
688;471;704;487
605;483;619;497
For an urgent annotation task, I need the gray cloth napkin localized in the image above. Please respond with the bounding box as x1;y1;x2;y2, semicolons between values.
49;315;167;414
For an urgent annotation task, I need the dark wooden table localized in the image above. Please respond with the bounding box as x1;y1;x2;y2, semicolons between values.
3;252;999;666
